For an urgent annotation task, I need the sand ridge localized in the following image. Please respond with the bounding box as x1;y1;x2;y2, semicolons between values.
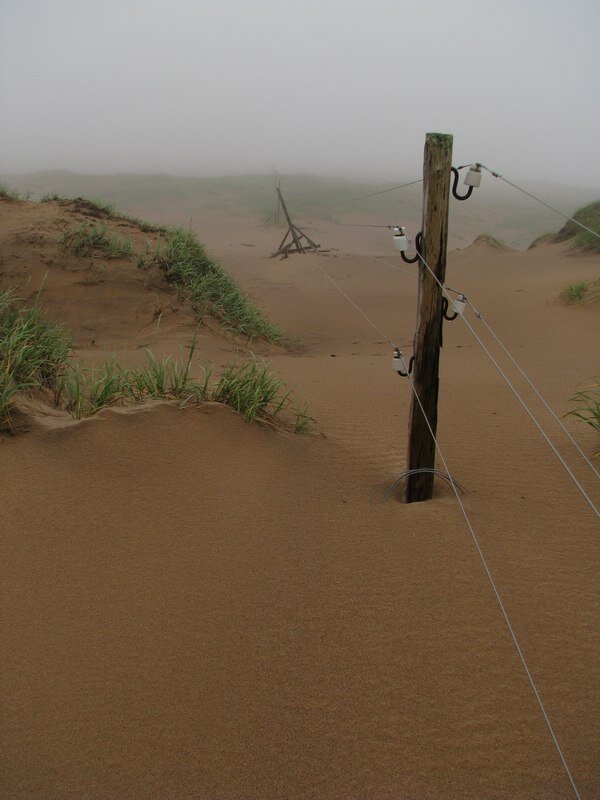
1;197;599;798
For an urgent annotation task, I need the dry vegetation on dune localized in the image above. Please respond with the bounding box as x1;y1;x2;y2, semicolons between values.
0;290;308;434
0;194;308;434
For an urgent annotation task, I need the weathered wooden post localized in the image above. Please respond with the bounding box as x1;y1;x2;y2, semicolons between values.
405;132;453;503
271;187;322;257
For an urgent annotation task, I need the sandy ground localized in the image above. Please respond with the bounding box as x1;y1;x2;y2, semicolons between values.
1;199;599;798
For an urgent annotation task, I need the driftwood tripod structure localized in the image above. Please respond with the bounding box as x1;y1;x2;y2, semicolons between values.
271;187;322;258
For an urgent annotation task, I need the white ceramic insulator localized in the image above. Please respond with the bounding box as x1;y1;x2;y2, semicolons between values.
464;166;482;188
393;234;409;253
451;296;467;316
393;355;406;372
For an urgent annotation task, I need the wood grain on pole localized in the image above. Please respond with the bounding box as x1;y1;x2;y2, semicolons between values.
405;132;453;503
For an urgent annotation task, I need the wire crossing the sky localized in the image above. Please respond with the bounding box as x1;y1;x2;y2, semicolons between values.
480;165;600;240
346;178;423;203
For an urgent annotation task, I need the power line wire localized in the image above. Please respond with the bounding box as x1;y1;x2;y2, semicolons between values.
330;222;394;228
466;298;600;482
361;252;419;279
480;165;600;240
296;250;582;798
411;244;600;520
346;179;423;203
277;167;598;511
396;351;581;800
359;251;600;482
305;252;398;348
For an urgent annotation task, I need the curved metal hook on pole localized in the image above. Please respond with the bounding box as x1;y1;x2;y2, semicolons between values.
400;231;423;264
393;347;414;377
451;166;474;201
441;295;459;321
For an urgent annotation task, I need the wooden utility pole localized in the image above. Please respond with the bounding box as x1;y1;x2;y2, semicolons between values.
405;132;453;503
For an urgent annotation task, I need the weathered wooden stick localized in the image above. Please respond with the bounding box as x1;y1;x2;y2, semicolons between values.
405;132;453;503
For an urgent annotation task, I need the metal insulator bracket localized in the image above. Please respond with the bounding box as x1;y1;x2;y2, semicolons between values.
393;347;414;377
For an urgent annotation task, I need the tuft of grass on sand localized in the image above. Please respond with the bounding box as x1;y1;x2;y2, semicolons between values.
40;192;66;203
561;278;600;304
566;380;600;457
157;228;283;343
0;290;72;429
136;239;165;270
118;214;170;234
74;197;116;217
59;222;133;259
0;291;309;433
0;183;24;202
60;349;309;428
211;358;291;423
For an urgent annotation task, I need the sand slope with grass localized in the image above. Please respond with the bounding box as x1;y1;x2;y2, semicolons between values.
1;195;599;798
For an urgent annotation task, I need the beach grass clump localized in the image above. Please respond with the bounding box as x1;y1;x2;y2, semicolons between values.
125;341;208;404
0;184;22;202
119;214;169;234
58;348;308;429
158;228;283;343
0;290;71;392
561;278;600;304
59;360;130;419
57;350;202;420
59;222;133;259
76;197;116;218
0;291;308;432
212;359;291;422
211;356;311;428
567;380;600;435
0;290;72;429
40;192;66;202
136;239;165;270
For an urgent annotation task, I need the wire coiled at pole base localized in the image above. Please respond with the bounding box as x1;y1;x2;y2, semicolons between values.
381;468;467;502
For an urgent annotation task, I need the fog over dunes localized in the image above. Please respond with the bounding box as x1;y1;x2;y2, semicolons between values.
1;0;599;188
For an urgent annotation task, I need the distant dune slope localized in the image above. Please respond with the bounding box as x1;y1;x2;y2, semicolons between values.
3;170;600;249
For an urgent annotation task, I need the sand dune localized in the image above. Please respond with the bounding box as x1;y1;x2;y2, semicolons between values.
1;197;599;798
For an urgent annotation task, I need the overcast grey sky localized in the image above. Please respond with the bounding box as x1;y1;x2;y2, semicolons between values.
1;0;599;187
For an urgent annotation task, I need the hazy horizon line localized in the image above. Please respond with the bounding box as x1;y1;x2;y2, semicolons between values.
3;167;600;195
